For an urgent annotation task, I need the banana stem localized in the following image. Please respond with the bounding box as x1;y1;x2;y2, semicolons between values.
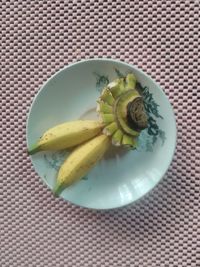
27;144;40;155
53;183;65;197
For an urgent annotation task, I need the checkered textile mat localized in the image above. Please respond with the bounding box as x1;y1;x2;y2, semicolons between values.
1;1;200;266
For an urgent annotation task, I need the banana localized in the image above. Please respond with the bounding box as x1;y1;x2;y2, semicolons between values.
97;73;147;148
112;129;123;146
103;122;118;136
100;88;115;105
96;100;113;114
28;120;103;155
107;78;126;98
99;114;115;124
122;134;137;148
54;134;110;195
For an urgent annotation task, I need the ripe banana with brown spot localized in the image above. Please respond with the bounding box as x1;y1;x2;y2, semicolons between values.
28;120;103;155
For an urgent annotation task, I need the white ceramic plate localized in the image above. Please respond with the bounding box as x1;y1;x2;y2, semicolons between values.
26;58;176;210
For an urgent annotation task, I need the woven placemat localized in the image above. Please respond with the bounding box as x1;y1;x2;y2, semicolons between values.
1;1;200;266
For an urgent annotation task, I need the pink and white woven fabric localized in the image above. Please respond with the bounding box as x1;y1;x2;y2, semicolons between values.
1;1;200;266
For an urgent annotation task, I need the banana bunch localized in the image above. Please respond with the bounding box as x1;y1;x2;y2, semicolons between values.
28;74;147;196
28;120;110;195
97;73;147;148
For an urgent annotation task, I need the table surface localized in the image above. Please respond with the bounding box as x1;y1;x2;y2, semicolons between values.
1;1;200;267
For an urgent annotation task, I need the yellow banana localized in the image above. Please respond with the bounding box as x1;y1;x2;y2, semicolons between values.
28;120;103;155
54;134;110;195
